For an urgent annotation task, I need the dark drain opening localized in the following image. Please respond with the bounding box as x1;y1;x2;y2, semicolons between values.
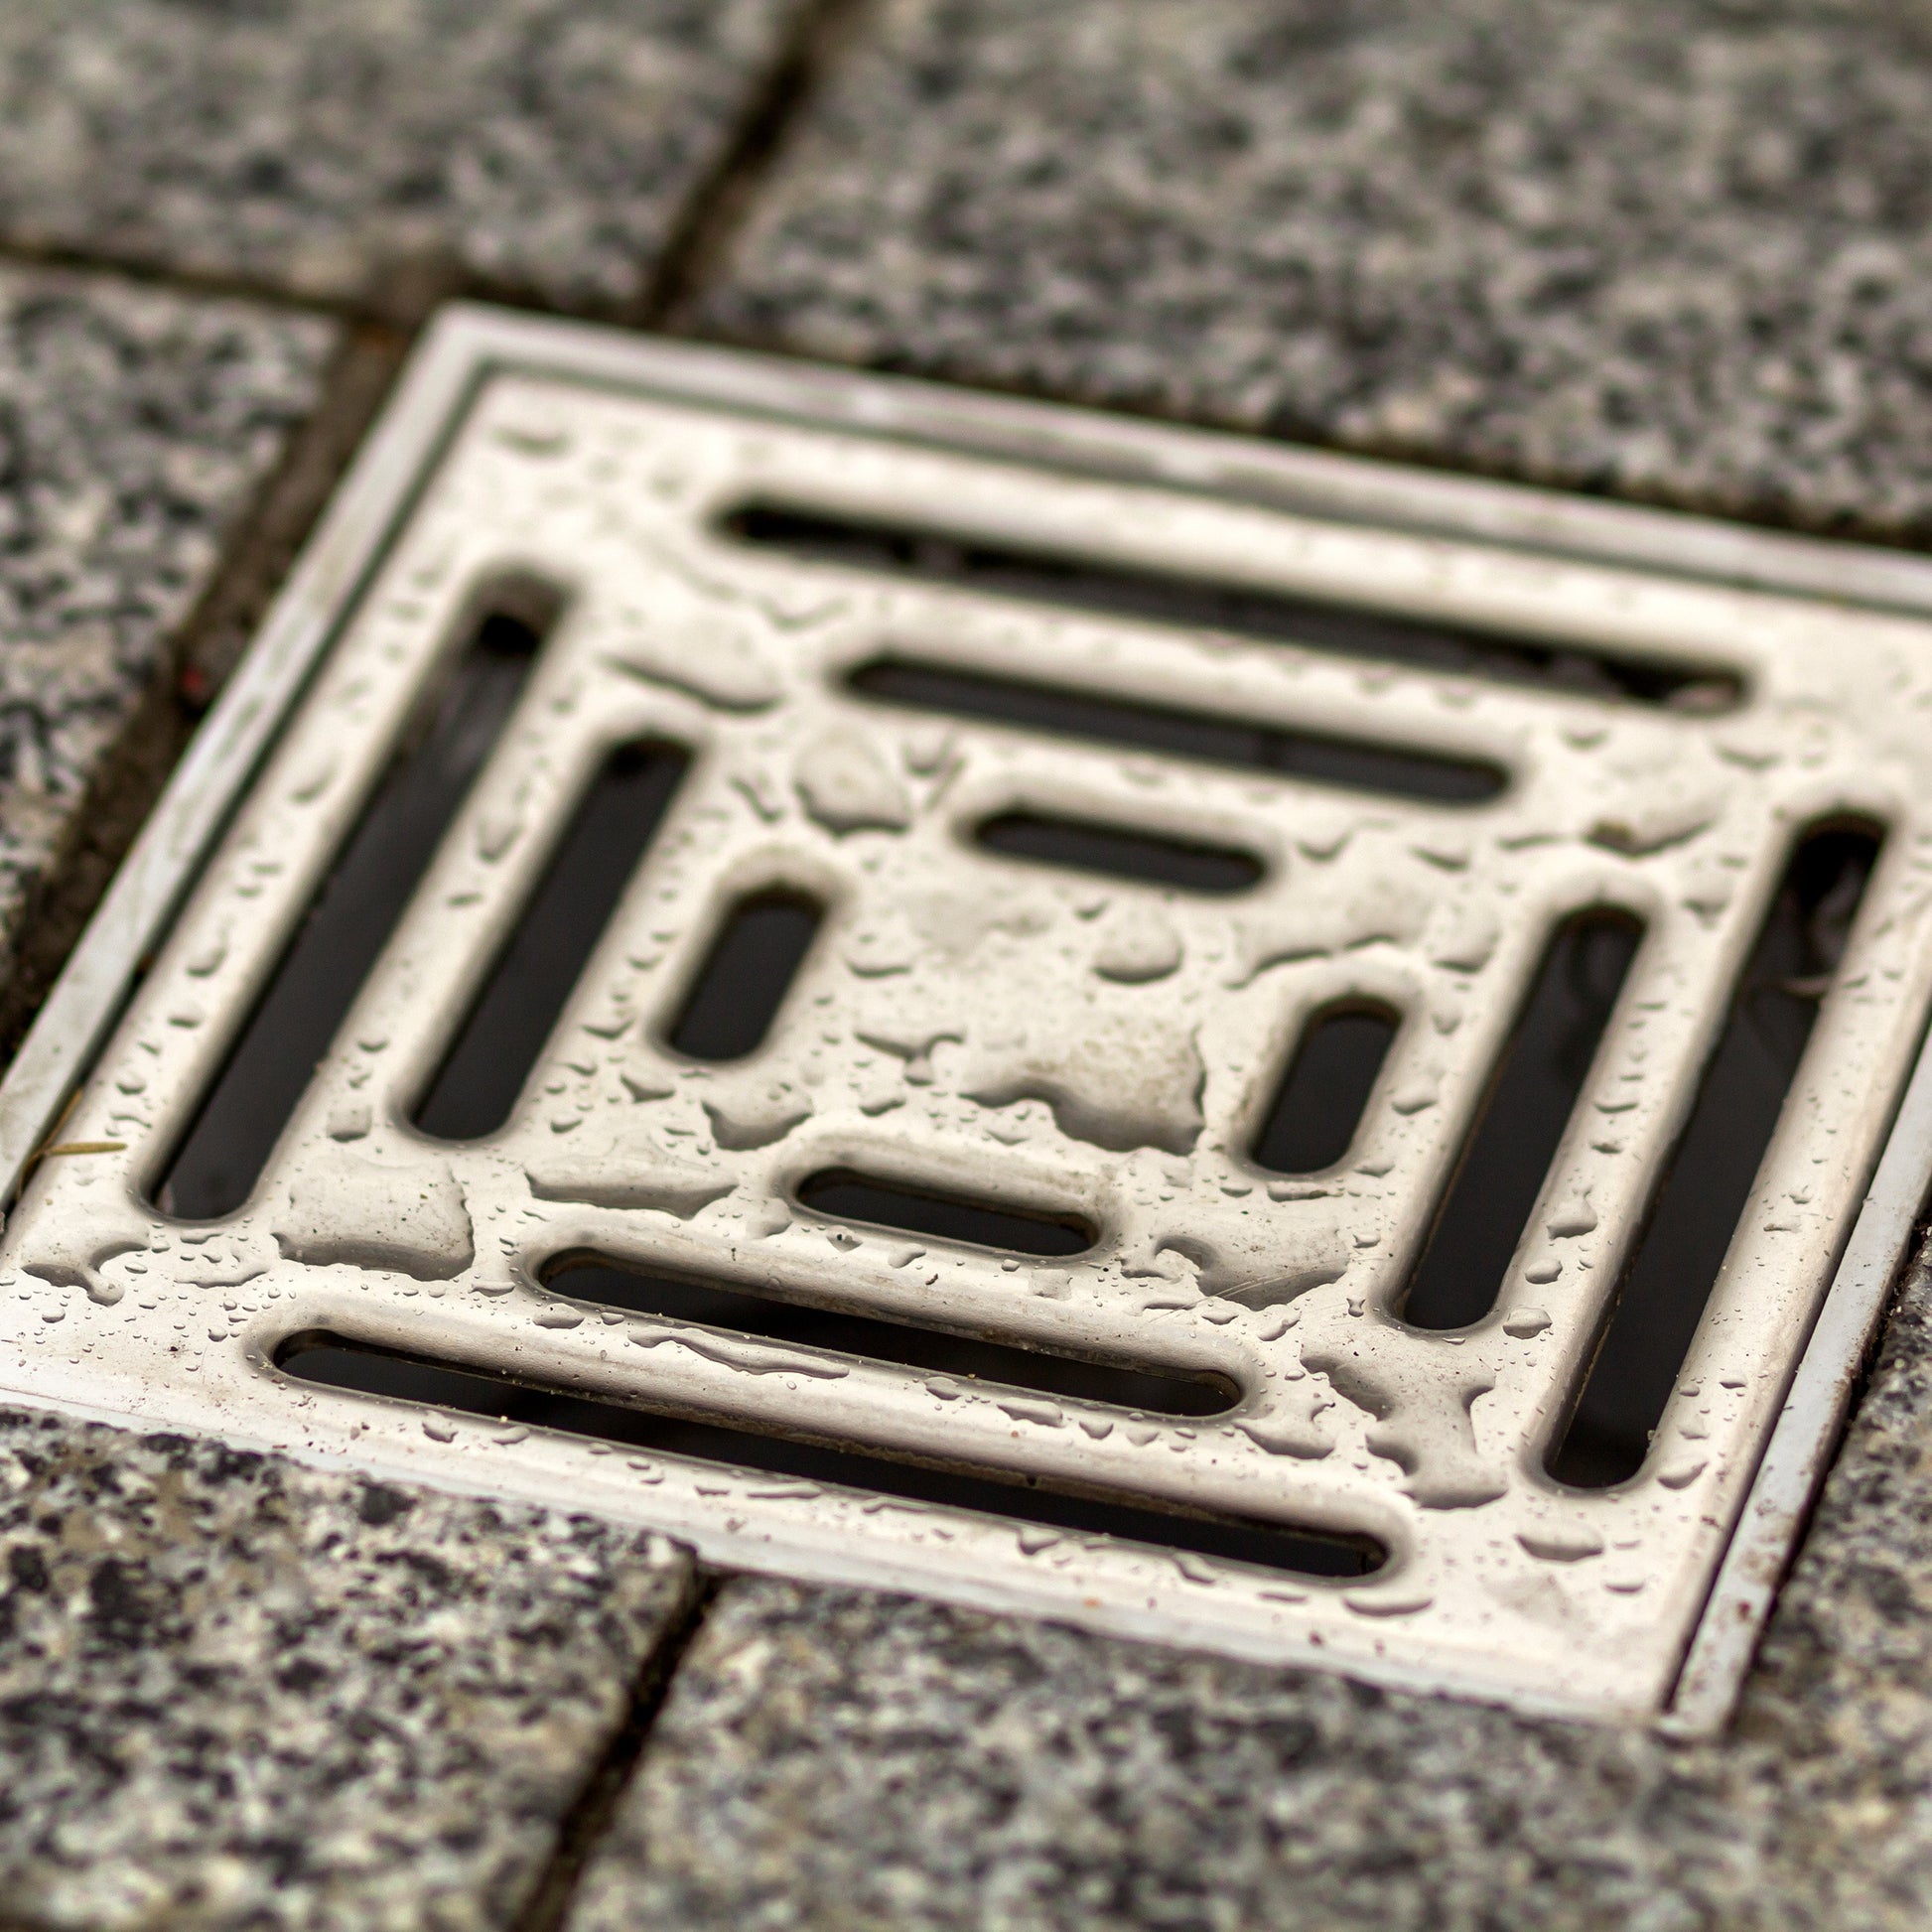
543;1256;1238;1417
1254;1002;1401;1175
851;658;1505;806
667;891;823;1062
726;503;1742;713
414;741;688;1141
278;1335;1379;1580
155;587;557;1220
1552;823;1883;1488
1402;910;1642;1331
977;811;1262;895
796;1168;1094;1257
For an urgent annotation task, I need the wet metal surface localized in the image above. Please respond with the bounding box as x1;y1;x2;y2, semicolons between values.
3;314;1932;1722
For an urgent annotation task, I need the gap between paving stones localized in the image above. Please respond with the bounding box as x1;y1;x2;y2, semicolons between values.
642;0;883;329
512;1576;723;1932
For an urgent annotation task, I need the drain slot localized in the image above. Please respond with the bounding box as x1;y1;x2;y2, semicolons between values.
544;1256;1237;1417
155;593;555;1219
730;504;1740;712
977;810;1263;895
1402;910;1642;1331
1254;1002;1400;1175
667;891;823;1062
279;1335;1377;1579
796;1168;1094;1257
415;742;688;1141
1552;825;1882;1488
851;658;1504;805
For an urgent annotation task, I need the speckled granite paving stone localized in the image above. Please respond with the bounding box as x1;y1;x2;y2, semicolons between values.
562;1250;1932;1931
0;267;334;995
0;1406;695;1932
0;0;806;318
705;0;1932;541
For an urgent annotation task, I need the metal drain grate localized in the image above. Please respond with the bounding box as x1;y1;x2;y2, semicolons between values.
3;310;1932;1725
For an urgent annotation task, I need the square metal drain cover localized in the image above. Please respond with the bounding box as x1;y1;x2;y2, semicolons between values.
3;309;1931;1725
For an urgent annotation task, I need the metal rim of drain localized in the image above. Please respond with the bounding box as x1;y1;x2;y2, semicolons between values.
0;306;1929;1728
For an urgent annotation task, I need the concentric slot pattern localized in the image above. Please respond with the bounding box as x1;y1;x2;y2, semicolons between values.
6;359;1932;1723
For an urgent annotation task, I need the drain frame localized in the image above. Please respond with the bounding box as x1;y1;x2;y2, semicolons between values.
0;307;1930;1728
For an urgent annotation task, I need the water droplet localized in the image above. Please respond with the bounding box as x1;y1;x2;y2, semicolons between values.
1344;1589;1434;1618
422;1414;458;1443
477;813;523;862
1092;908;1183;984
291;759;338;803
1501;1307;1552;1338
794;730;911;833
1517;1527;1603;1563
1547;1196;1597;1239
997;1397;1065;1429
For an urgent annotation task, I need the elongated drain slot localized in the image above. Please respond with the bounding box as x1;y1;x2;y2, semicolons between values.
415;741;688;1140
278;1335;1379;1580
1404;909;1642;1331
796;1168;1095;1257
976;811;1263;895
1553;823;1883;1488
543;1257;1238;1417
668;891;823;1062
156;590;557;1219
729;504;1741;712
852;658;1505;806
1254;1002;1401;1175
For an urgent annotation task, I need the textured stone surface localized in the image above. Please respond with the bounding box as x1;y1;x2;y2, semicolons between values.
0;0;804;317
0;1405;694;1932
708;0;1932;540
0;267;334;990
566;1252;1932;1930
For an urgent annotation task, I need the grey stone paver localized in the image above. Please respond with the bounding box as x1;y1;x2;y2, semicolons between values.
0;0;807;318
5;4;1932;1927
706;0;1932;540
0;1405;695;1932
0;266;336;994
564;1249;1932;1932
